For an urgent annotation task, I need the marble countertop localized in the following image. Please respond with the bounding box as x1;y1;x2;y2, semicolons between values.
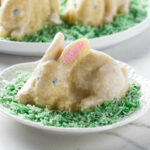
0;27;150;150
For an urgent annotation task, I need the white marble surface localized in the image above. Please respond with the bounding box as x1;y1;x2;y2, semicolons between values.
0;27;150;150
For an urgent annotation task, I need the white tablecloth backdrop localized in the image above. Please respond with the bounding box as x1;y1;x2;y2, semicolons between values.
0;26;150;150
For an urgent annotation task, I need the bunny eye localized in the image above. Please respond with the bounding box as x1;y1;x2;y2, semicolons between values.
94;5;98;10
14;9;19;15
52;78;58;84
36;76;40;81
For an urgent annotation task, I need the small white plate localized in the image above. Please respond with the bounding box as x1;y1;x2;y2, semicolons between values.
0;6;150;56
0;61;150;134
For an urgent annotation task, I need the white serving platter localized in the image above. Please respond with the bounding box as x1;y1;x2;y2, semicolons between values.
0;61;149;134
0;5;150;56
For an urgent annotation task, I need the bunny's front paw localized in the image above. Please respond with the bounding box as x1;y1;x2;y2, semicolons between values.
104;15;114;24
79;96;104;110
11;29;25;40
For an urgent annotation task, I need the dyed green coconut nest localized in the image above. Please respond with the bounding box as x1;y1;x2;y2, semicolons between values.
0;72;141;128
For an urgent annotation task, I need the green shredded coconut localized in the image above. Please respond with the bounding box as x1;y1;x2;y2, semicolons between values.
0;0;149;42
0;72;141;128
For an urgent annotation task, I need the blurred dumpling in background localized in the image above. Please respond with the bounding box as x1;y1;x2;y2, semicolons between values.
0;0;61;40
63;0;130;26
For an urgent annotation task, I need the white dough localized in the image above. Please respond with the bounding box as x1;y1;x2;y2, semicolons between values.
63;0;130;26
16;32;129;111
0;0;61;40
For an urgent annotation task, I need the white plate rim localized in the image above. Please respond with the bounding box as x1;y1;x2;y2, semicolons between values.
0;61;150;134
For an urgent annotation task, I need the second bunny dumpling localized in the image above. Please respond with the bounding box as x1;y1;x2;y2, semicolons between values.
16;32;129;111
0;0;61;40
63;0;130;26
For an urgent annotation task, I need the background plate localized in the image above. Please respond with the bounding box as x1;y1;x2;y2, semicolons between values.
0;61;150;134
0;6;150;56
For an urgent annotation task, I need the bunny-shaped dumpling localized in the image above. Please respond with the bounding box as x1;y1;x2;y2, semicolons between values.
0;0;61;40
63;0;130;26
16;32;129;111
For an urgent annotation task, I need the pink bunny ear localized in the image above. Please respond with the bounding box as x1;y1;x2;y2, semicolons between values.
60;38;91;64
64;42;84;63
41;32;64;62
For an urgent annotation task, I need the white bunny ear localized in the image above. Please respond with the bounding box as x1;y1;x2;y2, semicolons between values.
41;32;64;62
49;0;61;24
59;38;91;64
0;0;3;6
